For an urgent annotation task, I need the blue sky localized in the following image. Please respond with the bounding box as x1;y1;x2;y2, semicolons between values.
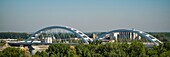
0;0;170;32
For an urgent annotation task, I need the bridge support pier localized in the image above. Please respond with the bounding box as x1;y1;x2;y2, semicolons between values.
28;45;35;55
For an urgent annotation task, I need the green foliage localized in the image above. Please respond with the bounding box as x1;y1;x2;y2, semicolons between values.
146;42;170;57
128;41;147;57
160;51;170;57
0;47;25;57
148;32;170;42
163;42;170;50
0;40;6;46
33;51;47;57
46;44;78;57
0;32;29;39
33;42;170;57
1;42;170;57
0;32;169;57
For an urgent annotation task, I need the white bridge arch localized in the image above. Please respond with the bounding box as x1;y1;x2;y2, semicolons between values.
94;29;163;46
25;26;92;44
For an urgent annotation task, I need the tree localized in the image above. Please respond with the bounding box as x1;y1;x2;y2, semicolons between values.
1;47;25;57
34;51;47;57
46;44;71;57
160;51;170;57
164;42;170;50
153;44;167;56
128;41;147;57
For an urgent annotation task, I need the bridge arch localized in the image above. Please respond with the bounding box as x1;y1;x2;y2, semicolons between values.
94;29;163;46
25;26;92;44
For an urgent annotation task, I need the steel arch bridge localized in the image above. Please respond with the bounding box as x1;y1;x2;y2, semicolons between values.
25;26;92;44
94;29;163;46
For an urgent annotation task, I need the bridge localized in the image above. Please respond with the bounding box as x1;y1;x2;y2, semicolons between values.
9;25;93;46
94;28;163;46
7;25;163;54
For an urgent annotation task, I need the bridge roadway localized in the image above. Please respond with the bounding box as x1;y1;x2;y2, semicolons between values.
8;42;79;46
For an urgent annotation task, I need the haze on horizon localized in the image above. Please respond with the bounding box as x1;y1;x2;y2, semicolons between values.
0;0;170;32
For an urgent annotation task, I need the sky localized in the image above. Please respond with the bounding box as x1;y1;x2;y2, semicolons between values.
0;0;170;32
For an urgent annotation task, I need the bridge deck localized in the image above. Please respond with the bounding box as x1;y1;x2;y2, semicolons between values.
8;42;79;46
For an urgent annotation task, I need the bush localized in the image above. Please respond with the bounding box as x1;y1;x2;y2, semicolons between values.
0;47;25;57
1;42;170;57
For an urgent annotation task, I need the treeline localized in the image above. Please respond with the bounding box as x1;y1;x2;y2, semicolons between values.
148;32;170;42
0;41;170;57
32;42;170;57
0;32;29;39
